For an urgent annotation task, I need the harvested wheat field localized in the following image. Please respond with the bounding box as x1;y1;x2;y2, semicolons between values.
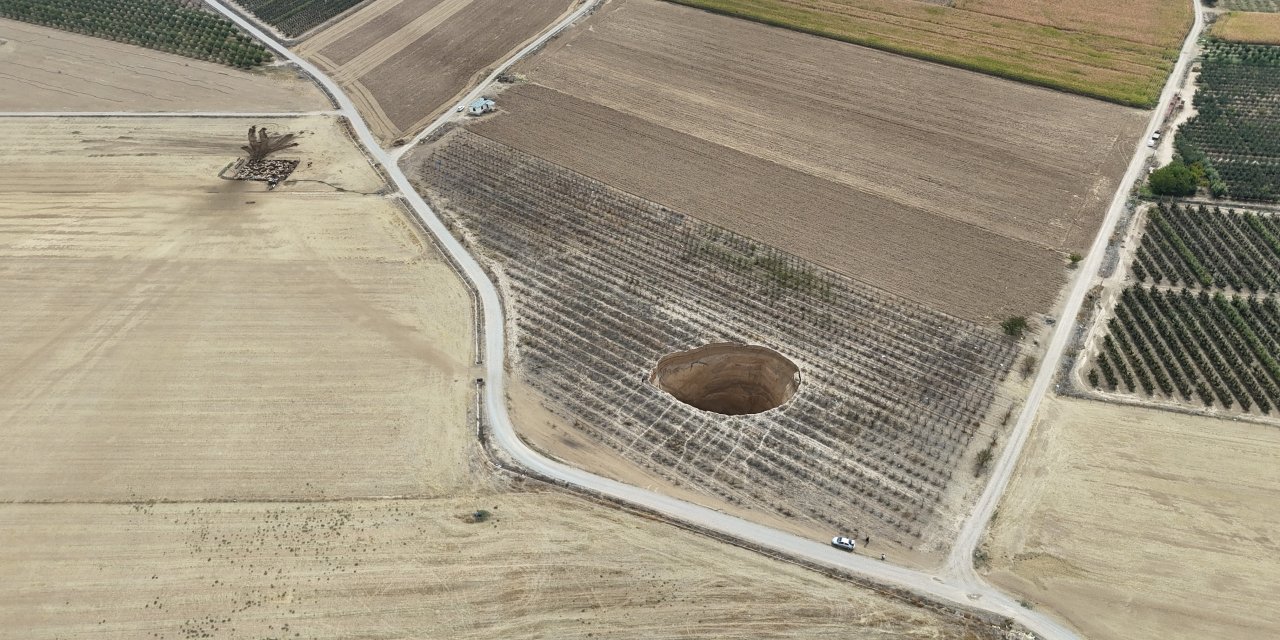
296;0;574;142
0;115;477;502
487;0;1147;322
1211;11;1280;44
0;19;328;112
984;397;1280;640
663;0;1190;106
0;493;1006;640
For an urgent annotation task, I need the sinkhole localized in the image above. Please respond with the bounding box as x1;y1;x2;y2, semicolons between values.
650;343;800;416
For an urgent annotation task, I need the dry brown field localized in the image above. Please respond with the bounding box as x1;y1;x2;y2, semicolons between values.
296;0;574;142
662;0;1190;107
0;494;1000;640
1211;11;1280;44
484;0;1147;321
0;115;478;501
0;19;328;112
0;114;1010;638
984;397;1280;640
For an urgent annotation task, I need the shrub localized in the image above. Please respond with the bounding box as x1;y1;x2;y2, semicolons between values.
1149;161;1198;197
1001;316;1029;339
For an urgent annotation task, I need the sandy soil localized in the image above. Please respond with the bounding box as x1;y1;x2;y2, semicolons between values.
0;116;478;501
296;0;574;142
0;493;998;640
984;396;1280;640
0;19;328;112
489;0;1146;321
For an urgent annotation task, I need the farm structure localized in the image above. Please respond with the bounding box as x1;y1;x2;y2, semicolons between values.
1175;41;1280;201
410;130;1021;559
0;18;328;112
234;0;365;37
294;0;575;143
491;0;1148;321
986;397;1280;640
0;0;272;67
660;0;1191;107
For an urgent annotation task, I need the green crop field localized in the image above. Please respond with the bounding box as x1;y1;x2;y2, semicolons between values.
1176;41;1280;201
661;0;1191;107
0;0;270;68
235;0;364;37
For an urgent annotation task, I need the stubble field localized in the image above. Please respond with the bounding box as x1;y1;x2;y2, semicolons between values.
295;0;574;142
0;115;478;501
0;19;328;112
489;0;1147;322
984;397;1280;640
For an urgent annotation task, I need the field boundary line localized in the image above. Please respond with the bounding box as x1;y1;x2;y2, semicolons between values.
0;111;338;118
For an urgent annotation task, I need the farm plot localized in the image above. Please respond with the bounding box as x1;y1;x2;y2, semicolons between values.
0;115;477;501
984;397;1280;640
1175;41;1280;201
235;0;365;37
1086;285;1280;414
661;0;1190;106
1211;11;1280;44
0;0;271;68
1130;202;1280;293
296;0;574;142
0;493;1009;640
410;130;1020;558
0;19;328;112
1222;0;1280;11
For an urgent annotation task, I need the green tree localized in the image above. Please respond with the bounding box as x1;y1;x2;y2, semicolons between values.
1149;161;1198;197
1001;316;1029;339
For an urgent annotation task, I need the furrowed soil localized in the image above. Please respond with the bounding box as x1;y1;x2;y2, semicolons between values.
0;116;477;501
0;19;328;112
296;0;574;142
984;396;1280;640
487;0;1147;321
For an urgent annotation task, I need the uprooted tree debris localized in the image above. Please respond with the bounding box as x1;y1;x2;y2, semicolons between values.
232;125;300;188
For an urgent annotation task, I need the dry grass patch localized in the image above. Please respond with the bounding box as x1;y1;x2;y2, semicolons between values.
1211;11;1280;44
0;116;475;501
985;397;1280;640
0;19;327;112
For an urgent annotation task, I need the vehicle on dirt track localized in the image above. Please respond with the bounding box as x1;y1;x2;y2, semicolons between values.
831;536;856;551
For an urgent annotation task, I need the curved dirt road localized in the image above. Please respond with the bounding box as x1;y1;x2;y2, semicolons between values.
200;1;1202;637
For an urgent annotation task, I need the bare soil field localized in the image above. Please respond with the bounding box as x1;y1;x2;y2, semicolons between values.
1211;11;1280;44
296;0;574;142
984;397;1280;640
487;0;1146;320
0;493;1004;640
0;115;477;501
0;19;327;112
662;0;1190;106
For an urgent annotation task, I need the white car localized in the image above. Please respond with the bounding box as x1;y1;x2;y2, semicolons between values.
831;536;856;551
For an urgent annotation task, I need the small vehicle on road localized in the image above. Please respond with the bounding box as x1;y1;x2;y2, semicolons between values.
831;536;856;551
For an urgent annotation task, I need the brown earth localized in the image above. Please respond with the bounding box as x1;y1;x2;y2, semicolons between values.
0;19;328;112
0;116;478;501
650;343;800;415
984;396;1280;640
296;0;574;142
483;0;1147;322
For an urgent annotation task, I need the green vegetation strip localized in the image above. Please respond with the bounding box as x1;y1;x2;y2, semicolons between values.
660;0;1175;107
0;0;271;68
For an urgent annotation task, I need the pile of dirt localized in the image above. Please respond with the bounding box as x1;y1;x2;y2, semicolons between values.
651;343;800;415
234;158;299;186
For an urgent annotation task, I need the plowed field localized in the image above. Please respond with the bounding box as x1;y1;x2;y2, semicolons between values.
485;0;1147;321
296;0;574;142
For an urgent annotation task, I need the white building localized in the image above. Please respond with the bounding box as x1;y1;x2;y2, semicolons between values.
467;98;496;115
